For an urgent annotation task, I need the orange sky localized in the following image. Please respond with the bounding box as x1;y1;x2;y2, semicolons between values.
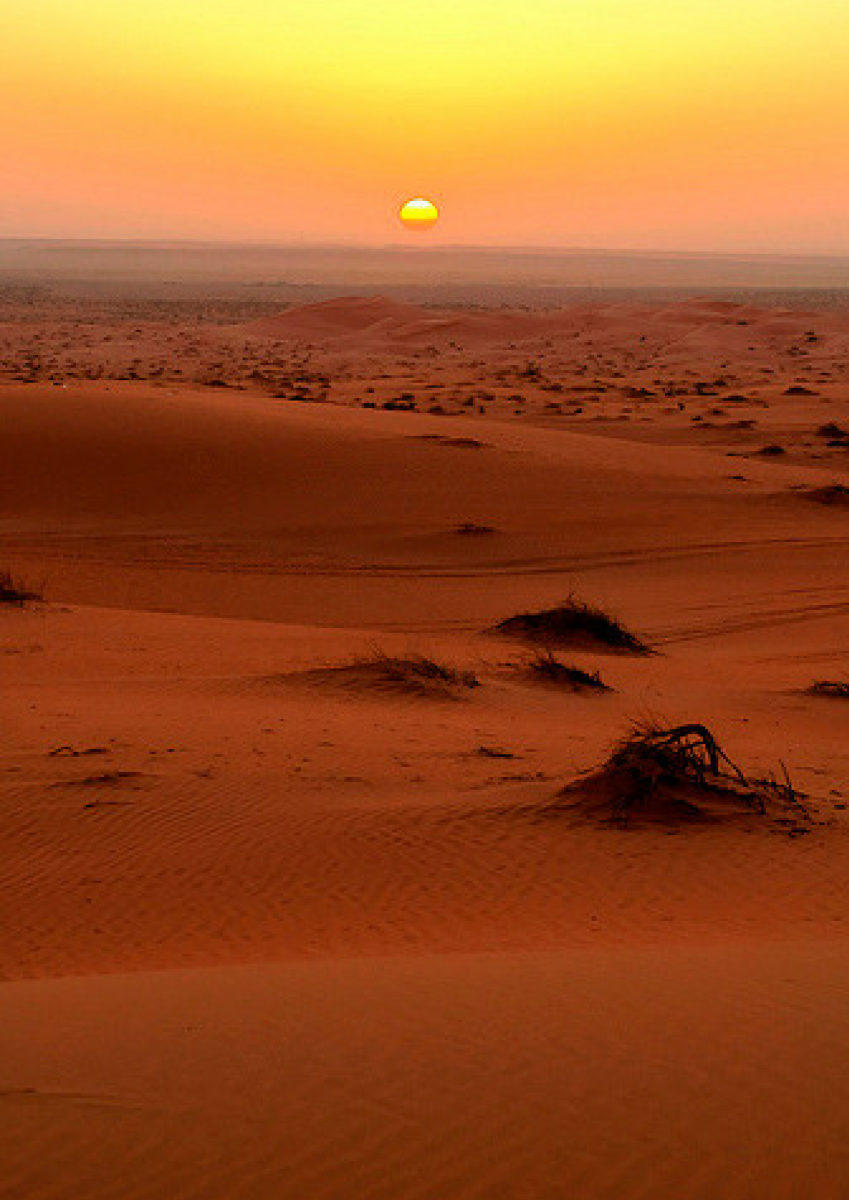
2;0;848;250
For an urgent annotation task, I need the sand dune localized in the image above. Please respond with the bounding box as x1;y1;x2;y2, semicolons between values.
2;379;846;626
243;293;561;343
4;293;849;1199
5;943;849;1200
242;294;849;347
244;293;426;338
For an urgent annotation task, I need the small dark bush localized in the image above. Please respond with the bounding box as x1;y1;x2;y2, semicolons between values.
294;651;480;698
454;523;496;535
797;485;849;507
348;652;480;696
0;571;41;607
523;649;610;692
559;722;810;828
491;597;649;655
807;679;849;699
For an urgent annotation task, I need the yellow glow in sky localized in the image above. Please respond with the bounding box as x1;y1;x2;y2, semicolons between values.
2;0;848;248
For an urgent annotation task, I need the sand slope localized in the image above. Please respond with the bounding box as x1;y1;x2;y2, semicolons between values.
4;944;849;1200
4;298;849;1199
2;380;848;626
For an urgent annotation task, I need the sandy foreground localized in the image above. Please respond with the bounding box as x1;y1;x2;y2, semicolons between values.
3;296;849;1198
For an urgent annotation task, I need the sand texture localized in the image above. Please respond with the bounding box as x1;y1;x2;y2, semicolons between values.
3;290;849;1198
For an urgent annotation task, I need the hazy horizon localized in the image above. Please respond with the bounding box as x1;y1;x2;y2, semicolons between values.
3;239;849;259
2;240;848;295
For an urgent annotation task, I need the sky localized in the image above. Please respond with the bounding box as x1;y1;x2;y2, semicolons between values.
2;0;848;251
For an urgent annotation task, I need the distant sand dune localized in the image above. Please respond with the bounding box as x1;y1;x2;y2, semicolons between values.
242;294;849;346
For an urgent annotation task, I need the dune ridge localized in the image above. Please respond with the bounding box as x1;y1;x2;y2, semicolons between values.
242;293;849;345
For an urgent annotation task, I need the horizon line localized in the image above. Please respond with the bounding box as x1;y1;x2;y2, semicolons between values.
1;238;849;263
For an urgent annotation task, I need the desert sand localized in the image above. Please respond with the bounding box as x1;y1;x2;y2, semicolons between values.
3;281;849;1198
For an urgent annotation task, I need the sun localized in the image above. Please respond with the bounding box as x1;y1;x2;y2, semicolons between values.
399;197;439;231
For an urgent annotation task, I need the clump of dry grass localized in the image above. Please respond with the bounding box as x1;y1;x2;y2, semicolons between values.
359;651;479;694
454;522;496;536
294;650;480;698
797;485;849;508
807;679;849;699
492;596;649;655
522;649;610;692
558;721;810;829
0;571;41;607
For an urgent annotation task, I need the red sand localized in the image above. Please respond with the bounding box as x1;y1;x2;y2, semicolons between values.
3;295;849;1198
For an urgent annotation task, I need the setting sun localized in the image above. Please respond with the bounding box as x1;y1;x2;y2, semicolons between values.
399;198;439;231
3;0;849;1195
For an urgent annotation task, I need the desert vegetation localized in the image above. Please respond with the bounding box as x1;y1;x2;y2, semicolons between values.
807;679;849;699
0;570;41;607
297;650;480;698
521;648;610;692
798;484;849;507
454;522;497;536
492;597;649;654
557;722;810;829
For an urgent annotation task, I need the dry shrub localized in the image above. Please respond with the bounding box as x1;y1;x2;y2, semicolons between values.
807;679;849;699
454;522;496;536
0;571;41;607
557;722;810;830
492;597;649;655
523;649;610;692
294;651;480;698
798;485;849;508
